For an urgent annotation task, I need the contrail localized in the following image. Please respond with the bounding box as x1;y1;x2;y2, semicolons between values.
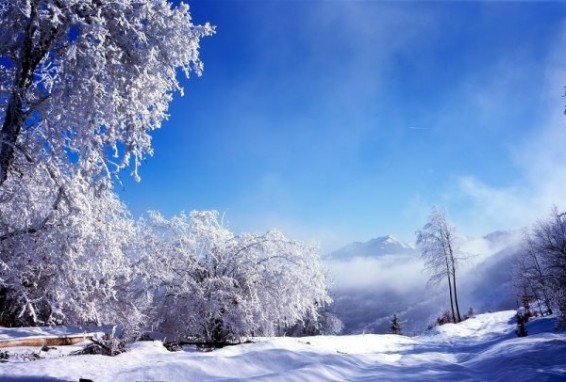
407;126;431;130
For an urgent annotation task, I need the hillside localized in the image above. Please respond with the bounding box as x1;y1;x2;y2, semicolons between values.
326;232;521;334
1;311;565;381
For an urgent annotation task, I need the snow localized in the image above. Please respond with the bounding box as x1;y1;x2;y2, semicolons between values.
1;310;565;381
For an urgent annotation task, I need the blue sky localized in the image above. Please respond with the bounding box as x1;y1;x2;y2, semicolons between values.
118;1;566;252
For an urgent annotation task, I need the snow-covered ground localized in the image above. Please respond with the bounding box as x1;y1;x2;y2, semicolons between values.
1;310;565;381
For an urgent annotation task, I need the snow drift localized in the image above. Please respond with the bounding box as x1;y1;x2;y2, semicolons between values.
0;310;565;381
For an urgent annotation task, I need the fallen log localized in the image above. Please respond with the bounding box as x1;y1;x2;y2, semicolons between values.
0;334;94;348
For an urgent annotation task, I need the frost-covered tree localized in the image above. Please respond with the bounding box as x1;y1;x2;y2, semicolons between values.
287;308;344;337
0;0;214;186
318;311;344;335
416;207;463;323
519;208;566;324
135;211;331;344
0;169;141;331
514;235;553;316
0;0;212;333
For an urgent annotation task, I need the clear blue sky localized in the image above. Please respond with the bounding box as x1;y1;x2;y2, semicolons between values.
118;0;566;252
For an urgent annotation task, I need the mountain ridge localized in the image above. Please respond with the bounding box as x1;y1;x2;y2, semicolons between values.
327;234;416;260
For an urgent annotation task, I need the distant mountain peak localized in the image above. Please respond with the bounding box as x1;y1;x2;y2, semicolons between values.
327;235;416;260
383;235;397;243
369;235;413;248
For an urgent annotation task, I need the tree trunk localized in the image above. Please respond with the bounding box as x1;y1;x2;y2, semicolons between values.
0;91;24;186
445;258;456;323
451;269;462;323
0;4;36;186
447;241;462;323
0;0;56;186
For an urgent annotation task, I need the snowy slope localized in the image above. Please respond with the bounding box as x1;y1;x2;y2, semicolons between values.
1;310;565;381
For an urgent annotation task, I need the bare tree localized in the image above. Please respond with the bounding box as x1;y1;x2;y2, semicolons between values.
514;233;553;315
522;207;566;323
416;207;463;323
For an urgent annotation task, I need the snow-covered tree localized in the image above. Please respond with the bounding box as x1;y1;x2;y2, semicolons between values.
518;207;566;324
0;0;213;334
0;0;214;186
0;169;141;331
513;236;553;316
135;211;331;343
416;207;463;323
318;311;344;335
287;308;344;337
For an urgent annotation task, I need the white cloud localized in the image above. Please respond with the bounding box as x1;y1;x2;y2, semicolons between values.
326;254;426;291
449;23;566;234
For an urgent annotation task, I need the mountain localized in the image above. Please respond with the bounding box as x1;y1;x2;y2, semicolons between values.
461;239;522;313
327;235;416;260
326;231;523;335
483;230;521;245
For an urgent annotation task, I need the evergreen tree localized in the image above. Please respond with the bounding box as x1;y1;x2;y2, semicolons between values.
390;314;402;335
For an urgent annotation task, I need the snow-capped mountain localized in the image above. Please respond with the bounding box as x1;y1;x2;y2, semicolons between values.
327;235;416;260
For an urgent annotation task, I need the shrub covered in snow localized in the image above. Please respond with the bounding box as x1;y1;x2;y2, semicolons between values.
134;211;331;343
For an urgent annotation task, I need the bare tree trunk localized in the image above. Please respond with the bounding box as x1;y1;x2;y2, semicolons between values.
445;257;456;323
447;240;462;323
451;269;462;323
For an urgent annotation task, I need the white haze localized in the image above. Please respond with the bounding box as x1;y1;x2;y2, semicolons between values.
327;255;426;292
326;232;522;334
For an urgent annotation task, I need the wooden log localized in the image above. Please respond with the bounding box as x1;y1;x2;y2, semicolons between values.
0;334;94;348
